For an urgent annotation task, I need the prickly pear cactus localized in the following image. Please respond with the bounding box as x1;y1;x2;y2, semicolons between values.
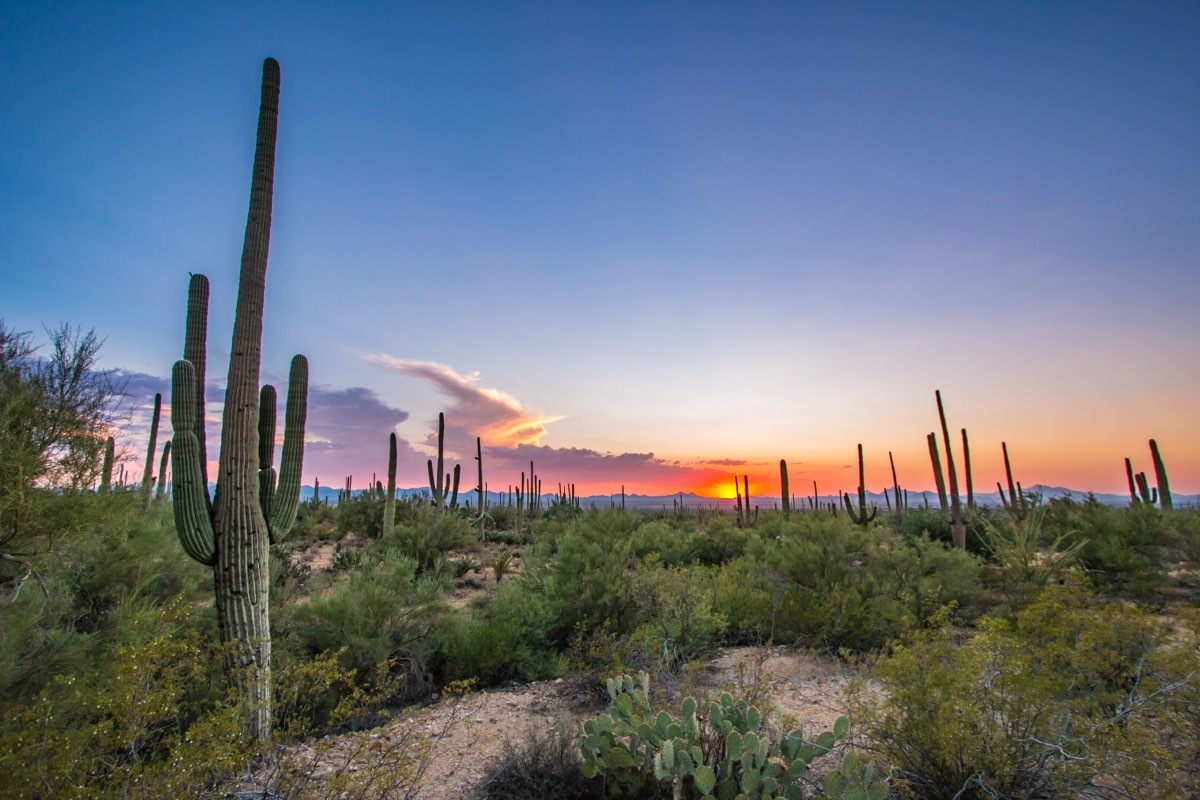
578;672;885;799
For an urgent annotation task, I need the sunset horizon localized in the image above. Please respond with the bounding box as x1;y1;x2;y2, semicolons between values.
5;3;1196;502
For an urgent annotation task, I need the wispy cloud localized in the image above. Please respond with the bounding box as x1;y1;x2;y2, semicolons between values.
364;355;561;448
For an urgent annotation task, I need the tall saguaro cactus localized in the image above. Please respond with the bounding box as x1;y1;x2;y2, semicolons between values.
426;411;460;516
140;393;162;506
998;441;1029;528
1149;439;1172;511
155;440;172;503
842;443;877;531
170;58;307;744
383;432;397;538
933;390;967;549
779;459;790;519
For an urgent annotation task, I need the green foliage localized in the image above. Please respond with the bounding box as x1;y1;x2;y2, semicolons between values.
335;490;388;539
755;517;983;651
0;599;245;800
1;321;125;543
1041;496;1183;596
287;549;447;698
0;492;208;701
578;672;886;800
490;547;518;583
629;558;727;668
977;508;1084;607
389;512;474;569
857;580;1188;799
890;505;1005;555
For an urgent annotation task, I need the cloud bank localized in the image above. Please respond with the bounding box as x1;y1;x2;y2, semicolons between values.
364;355;561;449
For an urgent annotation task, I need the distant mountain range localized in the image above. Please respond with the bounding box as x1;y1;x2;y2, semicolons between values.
302;484;1198;510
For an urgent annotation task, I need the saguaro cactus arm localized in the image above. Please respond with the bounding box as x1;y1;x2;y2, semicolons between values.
927;432;948;514
171;359;217;565
1150;439;1172;510
257;383;278;520
267;354;307;542
184;274;210;495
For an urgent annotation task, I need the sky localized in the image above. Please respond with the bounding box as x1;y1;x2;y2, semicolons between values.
3;1;1198;500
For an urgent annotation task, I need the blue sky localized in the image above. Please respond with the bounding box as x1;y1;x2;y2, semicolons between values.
3;1;1198;495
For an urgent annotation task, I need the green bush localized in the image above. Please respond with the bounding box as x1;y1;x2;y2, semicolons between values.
628;559;726;668
334;490;387;539
857;580;1188;799
388;513;474;569
288;549;447;698
712;555;779;644
1041;497;1183;597
0;599;245;800
432;590;564;684
760;518;982;651
0;493;208;701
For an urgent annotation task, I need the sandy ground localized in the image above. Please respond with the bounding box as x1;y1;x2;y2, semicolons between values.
244;644;865;800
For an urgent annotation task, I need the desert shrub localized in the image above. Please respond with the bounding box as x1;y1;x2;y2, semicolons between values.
628;559;726;669
289;496;336;539
387;514;474;569
764;519;982;651
335;491;387;539
484;502;519;534
1042;497;1182;596
482;719;612;799
0;495;208;701
288;549;447;698
890;504;1005;555
976;508;1084;608
432;589;564;684
857;580;1189;799
712;555;779;644
0;598;245;800
515;516;640;646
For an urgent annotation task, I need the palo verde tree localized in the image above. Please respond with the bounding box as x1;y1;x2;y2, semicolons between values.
170;57;307;743
0;321;125;550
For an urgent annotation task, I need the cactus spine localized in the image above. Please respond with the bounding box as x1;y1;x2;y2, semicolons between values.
383;432;397;538
169;58;306;743
842;443;877;530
